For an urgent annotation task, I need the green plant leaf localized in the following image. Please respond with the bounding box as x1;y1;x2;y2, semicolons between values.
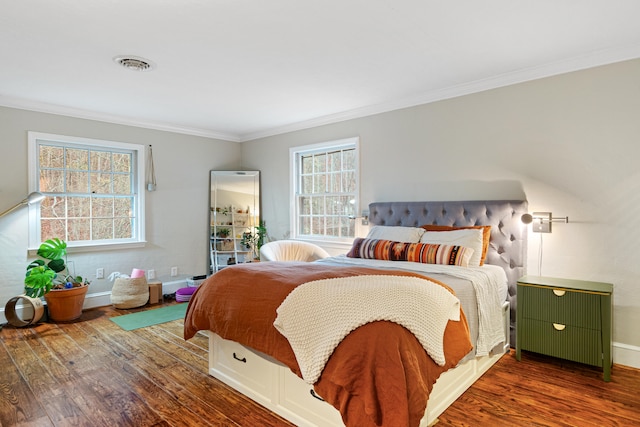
48;258;66;273
24;266;55;298
37;238;67;261
26;259;45;271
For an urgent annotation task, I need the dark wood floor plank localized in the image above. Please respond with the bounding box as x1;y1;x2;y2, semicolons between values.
86;312;287;426
61;321;220;427
135;324;208;372
24;323;160;427
2;302;639;427
437;350;640;426
0;333;52;427
3;326;95;426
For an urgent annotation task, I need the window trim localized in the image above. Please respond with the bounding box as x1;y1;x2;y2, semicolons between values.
27;131;146;252
289;136;359;243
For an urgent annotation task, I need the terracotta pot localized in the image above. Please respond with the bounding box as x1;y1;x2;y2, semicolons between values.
44;284;89;322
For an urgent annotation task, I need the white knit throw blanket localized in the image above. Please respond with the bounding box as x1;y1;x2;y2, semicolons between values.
315;256;507;357
273;275;461;384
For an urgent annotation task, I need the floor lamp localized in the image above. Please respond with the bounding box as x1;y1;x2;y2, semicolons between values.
1;191;46;328
0;192;45;218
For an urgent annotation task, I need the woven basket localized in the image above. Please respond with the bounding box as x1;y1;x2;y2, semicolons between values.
110;277;149;309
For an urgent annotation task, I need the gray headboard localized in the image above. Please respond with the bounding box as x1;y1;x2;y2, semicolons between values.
368;200;528;343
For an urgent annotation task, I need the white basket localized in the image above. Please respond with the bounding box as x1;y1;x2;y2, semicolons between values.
187;277;207;287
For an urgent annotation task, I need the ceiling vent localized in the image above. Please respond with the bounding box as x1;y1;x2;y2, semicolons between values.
113;55;155;72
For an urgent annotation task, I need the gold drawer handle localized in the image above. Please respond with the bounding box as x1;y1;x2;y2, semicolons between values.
552;289;566;297
553;323;566;331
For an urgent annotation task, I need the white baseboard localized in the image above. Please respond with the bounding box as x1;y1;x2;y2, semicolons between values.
613;342;640;370
1;278;188;324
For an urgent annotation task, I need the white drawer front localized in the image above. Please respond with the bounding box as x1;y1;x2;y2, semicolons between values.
211;334;275;402
278;368;343;427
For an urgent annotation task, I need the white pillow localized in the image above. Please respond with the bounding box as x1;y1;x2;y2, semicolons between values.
365;225;425;243
420;228;484;266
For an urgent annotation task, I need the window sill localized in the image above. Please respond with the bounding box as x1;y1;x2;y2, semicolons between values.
28;240;147;257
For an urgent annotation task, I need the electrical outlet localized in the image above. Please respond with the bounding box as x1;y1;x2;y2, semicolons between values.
148;269;156;280
170;266;178;277
96;268;104;279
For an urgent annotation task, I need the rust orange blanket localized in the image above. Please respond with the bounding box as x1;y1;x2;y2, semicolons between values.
184;262;472;427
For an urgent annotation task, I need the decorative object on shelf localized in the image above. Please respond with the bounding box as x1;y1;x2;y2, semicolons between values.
217;239;235;251
24;238;91;322
0;191;45;218
216;227;231;238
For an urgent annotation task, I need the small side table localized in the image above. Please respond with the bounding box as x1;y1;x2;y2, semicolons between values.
516;275;613;381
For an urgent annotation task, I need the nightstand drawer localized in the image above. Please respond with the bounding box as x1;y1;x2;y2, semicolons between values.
519;285;601;329
520;319;603;367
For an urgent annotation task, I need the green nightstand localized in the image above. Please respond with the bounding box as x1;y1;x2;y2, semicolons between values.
516;275;613;381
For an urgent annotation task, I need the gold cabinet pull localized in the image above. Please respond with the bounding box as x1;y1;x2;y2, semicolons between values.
553;323;566;331
552;289;566;297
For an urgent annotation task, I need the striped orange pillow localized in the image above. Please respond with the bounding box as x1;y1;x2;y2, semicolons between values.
347;238;474;267
421;225;491;265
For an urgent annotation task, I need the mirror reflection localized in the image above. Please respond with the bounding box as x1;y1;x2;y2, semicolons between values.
209;171;261;273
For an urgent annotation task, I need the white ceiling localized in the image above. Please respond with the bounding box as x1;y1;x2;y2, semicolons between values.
2;1;640;142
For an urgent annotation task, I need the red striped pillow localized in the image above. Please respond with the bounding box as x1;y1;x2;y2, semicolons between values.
347;238;474;267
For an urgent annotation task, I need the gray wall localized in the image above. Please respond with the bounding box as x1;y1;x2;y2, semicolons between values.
241;58;640;368
0;107;240;311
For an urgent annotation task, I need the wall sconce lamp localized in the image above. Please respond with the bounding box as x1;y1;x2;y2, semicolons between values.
349;211;370;238
348;211;369;226
0;192;45;219
521;212;569;233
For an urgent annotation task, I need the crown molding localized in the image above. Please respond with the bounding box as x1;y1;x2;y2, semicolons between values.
239;43;640;142
2;42;640;143
0;96;241;142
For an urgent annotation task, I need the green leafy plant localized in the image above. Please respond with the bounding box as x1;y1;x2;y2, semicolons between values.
240;221;267;259
24;238;90;298
216;227;231;238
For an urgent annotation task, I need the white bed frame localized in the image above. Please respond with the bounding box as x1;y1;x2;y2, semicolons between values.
207;301;510;427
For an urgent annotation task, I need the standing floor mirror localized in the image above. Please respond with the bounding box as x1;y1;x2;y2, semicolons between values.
209;171;261;274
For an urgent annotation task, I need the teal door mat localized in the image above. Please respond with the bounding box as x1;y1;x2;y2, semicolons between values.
110;303;188;331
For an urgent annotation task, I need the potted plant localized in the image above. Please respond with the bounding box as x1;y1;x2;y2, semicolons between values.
216;227;231;238
240;221;267;260
24;238;90;322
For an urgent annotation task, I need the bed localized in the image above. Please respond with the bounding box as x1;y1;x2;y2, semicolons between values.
184;200;528;426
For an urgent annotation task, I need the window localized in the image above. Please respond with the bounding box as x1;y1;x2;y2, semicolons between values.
290;137;359;241
28;132;146;249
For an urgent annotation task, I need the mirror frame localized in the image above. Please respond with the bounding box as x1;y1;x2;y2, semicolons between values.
208;170;261;274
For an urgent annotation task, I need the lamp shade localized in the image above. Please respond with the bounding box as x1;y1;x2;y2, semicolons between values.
0;191;45;218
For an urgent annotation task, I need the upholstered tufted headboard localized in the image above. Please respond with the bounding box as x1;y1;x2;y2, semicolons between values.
368;200;528;343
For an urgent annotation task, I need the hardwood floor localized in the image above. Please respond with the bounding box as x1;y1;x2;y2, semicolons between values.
1;302;639;426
